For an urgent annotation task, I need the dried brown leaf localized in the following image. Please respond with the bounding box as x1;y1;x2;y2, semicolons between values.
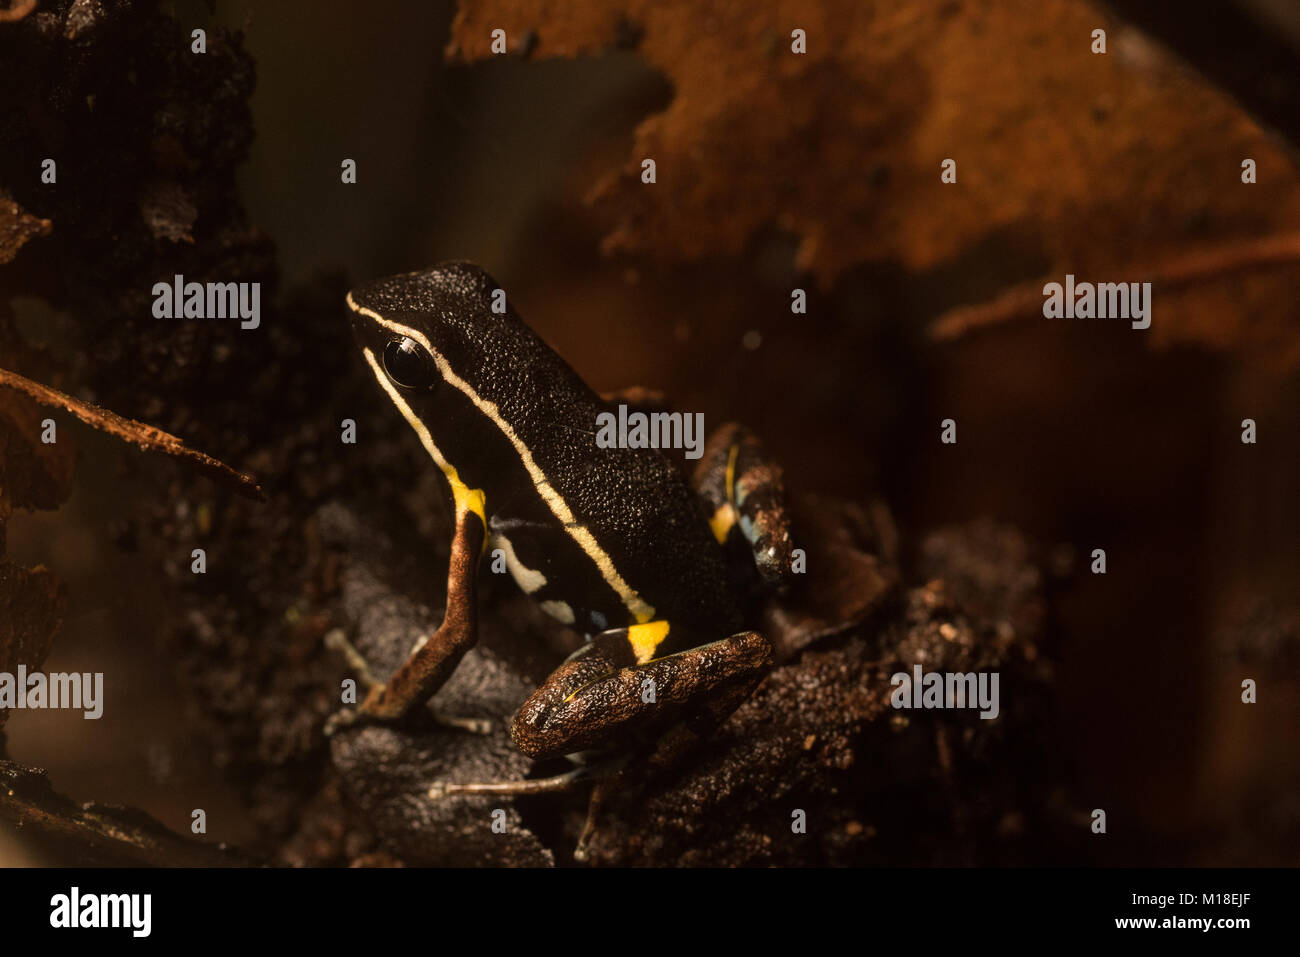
450;0;1300;364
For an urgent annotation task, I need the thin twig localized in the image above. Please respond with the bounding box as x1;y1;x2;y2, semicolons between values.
0;366;264;500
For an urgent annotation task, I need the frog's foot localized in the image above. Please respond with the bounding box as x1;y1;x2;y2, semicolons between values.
323;624;492;737
426;762;601;800
325;703;490;738
325;628;382;689
323;629;379;737
428;711;493;736
324;706;359;737
425;757;626;862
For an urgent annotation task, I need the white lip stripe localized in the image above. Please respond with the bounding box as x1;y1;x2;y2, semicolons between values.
348;293;655;623
362;347;452;472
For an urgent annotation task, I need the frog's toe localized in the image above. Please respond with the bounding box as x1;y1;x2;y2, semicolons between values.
323;628;381;689
323;707;360;737
461;717;494;736
426;708;494;735
427;764;595;801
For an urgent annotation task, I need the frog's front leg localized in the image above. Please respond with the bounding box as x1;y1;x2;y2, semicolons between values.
326;501;485;733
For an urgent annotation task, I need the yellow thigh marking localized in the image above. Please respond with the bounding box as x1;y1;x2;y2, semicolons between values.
447;470;486;525
627;620;671;664
561;621;672;703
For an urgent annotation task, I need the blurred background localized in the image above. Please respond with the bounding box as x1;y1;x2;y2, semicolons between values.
2;0;1298;865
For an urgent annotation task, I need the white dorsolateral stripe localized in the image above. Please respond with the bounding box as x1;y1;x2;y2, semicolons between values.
348;294;656;624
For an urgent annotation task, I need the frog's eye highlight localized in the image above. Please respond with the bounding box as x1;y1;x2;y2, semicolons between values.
383;337;437;390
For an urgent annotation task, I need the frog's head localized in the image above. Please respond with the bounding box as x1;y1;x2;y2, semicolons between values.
345;260;500;392
345;261;513;463
345;261;599;489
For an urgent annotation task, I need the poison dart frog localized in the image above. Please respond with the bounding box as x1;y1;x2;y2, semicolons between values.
328;262;795;837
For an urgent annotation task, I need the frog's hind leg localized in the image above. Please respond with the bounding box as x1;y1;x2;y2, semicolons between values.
428;624;772;799
694;422;796;591
427;624;772;859
510;624;773;760
408;623;773;770
422;628;646;799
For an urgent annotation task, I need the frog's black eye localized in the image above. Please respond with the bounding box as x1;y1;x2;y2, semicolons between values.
383;337;437;390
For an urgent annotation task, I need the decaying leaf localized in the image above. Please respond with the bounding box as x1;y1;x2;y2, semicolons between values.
449;0;1300;365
